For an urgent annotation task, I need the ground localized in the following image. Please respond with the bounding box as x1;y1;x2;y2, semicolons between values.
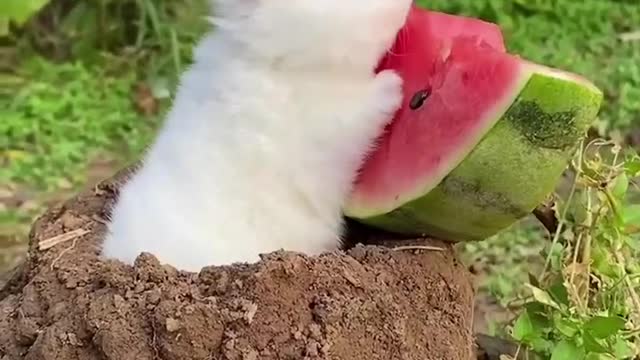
0;169;474;360
2;0;639;348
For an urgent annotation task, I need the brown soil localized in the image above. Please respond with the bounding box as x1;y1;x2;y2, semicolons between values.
0;167;475;360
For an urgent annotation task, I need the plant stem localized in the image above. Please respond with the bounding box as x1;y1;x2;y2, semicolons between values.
614;250;640;321
540;143;584;281
582;188;593;308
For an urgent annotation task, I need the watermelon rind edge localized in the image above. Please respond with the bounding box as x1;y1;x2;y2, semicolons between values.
345;66;603;242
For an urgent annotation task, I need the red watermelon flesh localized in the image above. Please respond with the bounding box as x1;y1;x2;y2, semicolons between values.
405;7;506;53
348;7;528;215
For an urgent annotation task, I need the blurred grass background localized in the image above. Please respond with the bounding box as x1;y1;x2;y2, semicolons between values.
2;0;639;336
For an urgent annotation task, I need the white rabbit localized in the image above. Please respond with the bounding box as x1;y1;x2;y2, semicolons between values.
101;0;412;271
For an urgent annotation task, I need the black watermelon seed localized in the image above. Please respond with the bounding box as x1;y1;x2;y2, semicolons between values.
409;89;431;110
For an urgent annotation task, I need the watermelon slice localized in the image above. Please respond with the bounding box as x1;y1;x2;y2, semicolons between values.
344;6;603;241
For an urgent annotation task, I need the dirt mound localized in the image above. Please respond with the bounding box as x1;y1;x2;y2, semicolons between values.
0;168;475;360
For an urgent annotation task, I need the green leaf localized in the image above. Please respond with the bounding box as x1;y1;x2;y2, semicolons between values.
625;235;640;251
625;157;640;177
612;337;635;358
529;310;551;331
622;205;640;227
525;301;547;316
583;331;609;353
511;307;550;349
528;272;541;288
592;242;622;278
609;172;629;200
525;284;561;310
554;317;579;337
530;337;554;354
0;0;50;25
585;354;615;360
585;316;626;338
548;278;570;306
551;339;584;360
512;311;535;342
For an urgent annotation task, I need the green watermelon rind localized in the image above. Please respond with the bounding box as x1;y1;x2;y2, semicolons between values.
345;67;603;241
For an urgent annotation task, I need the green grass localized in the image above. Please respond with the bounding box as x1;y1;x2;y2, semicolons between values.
2;58;157;189
2;0;211;190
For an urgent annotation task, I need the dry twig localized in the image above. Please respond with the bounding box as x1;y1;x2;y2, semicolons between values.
38;228;89;251
392;245;445;252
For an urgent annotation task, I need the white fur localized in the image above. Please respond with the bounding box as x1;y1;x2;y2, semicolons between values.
101;0;412;272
